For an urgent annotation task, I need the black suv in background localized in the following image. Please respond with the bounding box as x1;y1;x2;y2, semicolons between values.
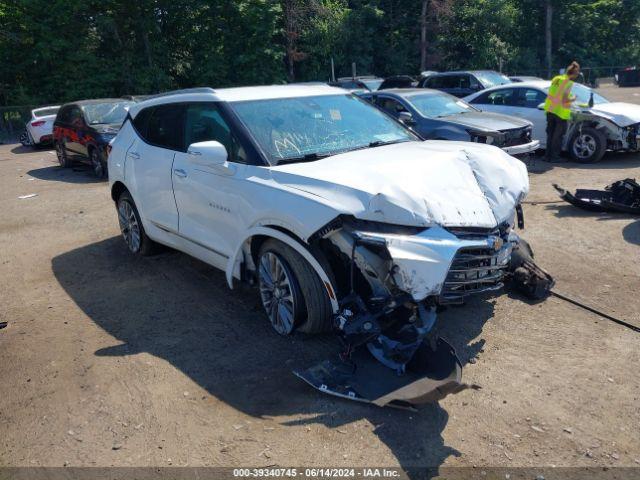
418;70;511;97
53;99;134;177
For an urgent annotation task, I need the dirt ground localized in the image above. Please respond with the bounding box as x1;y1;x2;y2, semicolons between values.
0;85;639;474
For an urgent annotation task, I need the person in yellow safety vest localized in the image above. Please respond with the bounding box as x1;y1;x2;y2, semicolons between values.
544;61;581;162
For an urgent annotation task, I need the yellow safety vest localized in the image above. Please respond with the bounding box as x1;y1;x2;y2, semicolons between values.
544;74;574;120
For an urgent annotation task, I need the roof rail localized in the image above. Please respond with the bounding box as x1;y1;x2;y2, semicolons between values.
145;87;216;100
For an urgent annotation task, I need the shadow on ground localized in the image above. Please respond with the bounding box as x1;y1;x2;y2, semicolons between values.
528;151;640;175
622;220;640;245
52;237;497;476
10;144;54;154
28;165;105;183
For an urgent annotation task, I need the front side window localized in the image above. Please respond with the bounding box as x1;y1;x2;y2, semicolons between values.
519;88;547;108
229;94;416;164
82;101;134;126
408;92;477;118
69;107;85;127
184;104;247;163
376;97;409;116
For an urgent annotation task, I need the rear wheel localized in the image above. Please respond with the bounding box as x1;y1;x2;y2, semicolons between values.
257;239;333;335
116;191;157;256
19;130;31;147
89;148;106;178
569;126;606;163
56;141;71;168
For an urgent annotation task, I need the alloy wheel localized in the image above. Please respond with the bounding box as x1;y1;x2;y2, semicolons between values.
258;252;296;335
573;133;597;160
56;142;66;166
118;200;141;253
90;150;104;177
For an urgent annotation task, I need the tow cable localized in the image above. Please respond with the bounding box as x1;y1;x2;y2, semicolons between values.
551;290;640;333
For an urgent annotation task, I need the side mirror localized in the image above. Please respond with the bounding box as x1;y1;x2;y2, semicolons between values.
537;102;546;111
398;111;415;126
187;140;228;167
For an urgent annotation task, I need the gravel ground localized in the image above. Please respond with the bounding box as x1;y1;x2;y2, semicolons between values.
0;85;639;474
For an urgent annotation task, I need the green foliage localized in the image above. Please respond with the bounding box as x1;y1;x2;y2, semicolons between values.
0;0;639;105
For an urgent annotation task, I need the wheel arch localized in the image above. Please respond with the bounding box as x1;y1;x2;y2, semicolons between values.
226;226;339;313
111;181;128;202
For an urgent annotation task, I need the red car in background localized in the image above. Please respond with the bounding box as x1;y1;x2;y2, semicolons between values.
53;99;134;178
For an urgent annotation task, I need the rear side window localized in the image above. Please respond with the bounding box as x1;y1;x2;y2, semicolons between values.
472;88;517;106
144;104;185;151
56;106;72;123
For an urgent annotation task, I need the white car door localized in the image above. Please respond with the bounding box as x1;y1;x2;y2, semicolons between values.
127;104;182;233
171;103;250;261
513;88;548;146
470;87;547;146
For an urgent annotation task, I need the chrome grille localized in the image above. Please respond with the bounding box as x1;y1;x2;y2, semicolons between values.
440;245;511;303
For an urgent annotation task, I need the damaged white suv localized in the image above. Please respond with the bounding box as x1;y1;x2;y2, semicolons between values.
108;85;541;407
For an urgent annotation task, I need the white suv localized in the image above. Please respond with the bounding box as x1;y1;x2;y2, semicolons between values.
108;84;530;405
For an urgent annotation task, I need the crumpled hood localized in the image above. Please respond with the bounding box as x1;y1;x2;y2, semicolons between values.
439;111;531;131
270;141;529;229
588;102;640;127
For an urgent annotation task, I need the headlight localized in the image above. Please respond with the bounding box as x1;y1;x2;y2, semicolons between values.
467;129;501;146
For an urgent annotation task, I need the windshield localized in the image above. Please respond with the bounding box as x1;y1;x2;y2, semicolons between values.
33;107;59;117
360;79;383;91
229;94;416;164
569;83;609;105
82;101;134;125
408;92;477;118
474;71;511;87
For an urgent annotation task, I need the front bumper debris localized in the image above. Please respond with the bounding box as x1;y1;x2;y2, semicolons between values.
294;337;464;408
553;179;640;215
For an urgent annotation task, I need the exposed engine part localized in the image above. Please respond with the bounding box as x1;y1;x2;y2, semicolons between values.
553;179;640;215
507;239;555;300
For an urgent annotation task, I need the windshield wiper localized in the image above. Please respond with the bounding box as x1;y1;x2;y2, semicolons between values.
367;139;410;148
277;152;333;165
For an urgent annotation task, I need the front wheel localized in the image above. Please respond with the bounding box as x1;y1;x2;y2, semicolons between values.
116;191;157;256
257;239;333;335
569;127;606;163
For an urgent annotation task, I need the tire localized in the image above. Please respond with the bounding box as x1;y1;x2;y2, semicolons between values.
257;239;333;335
569;126;606;163
56;140;71;168
19;130;30;147
116;191;157;256
89;147;106;178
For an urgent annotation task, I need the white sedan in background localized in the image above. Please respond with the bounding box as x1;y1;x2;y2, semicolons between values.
20;106;60;147
464;81;640;163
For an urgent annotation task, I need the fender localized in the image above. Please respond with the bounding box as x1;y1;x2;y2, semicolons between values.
226;226;340;313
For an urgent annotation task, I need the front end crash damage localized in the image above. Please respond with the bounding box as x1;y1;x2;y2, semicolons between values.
295;215;553;408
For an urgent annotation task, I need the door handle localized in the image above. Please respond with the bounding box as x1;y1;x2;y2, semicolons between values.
173;168;187;178
128;151;140;159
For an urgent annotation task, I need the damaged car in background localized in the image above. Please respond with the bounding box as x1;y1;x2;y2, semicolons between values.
465;80;640;163
108;85;552;408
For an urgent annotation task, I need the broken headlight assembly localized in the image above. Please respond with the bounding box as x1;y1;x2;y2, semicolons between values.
467;129;503;146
